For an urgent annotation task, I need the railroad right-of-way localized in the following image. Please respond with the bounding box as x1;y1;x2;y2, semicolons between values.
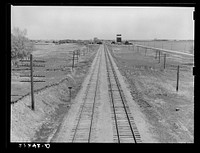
51;43;155;143
104;44;142;143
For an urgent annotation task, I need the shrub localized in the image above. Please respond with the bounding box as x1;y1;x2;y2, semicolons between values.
11;27;34;66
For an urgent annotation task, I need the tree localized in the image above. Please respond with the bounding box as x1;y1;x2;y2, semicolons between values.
124;41;130;45
11;27;34;66
12;27;27;38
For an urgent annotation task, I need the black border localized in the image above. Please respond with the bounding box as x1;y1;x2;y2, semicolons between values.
3;2;198;152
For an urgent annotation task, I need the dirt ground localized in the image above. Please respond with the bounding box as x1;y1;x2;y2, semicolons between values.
11;43;99;142
108;45;194;143
11;43;98;102
11;42;194;143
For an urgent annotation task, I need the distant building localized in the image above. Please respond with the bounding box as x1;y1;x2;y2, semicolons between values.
116;34;122;42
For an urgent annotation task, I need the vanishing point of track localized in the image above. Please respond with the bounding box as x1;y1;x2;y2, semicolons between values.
68;44;142;143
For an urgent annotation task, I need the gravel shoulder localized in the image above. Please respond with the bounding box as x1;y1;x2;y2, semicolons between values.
106;45;158;143
51;45;114;142
52;44;156;143
11;43;193;143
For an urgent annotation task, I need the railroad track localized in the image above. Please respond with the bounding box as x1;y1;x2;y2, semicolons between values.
68;46;103;142
65;44;142;143
104;44;142;143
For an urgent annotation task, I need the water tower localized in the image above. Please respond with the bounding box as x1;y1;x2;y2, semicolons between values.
116;34;122;43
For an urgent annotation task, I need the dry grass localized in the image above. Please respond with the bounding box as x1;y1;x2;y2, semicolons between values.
11;43;99;142
109;44;194;142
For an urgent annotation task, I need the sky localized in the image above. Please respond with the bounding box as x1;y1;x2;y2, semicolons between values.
11;6;194;40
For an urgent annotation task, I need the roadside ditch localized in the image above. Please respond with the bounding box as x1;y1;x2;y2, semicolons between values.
11;51;97;142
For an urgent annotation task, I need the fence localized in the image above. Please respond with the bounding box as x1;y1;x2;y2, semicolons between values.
12;54;46;110
11;44;95;109
109;43;194;92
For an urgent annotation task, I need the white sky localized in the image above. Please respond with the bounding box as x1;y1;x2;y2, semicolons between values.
11;6;194;40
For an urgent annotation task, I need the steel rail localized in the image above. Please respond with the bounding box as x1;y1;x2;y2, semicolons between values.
104;44;120;143
88;48;102;142
105;45;136;143
105;43;142;143
71;47;102;142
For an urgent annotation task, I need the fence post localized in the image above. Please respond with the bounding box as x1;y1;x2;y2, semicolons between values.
176;65;180;92
164;54;166;69
155;50;157;59
158;51;161;63
76;50;79;63
72;51;75;70
30;54;35;110
68;86;72;102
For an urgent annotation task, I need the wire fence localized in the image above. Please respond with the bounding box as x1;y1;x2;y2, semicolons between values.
11;44;99;109
108;43;194;92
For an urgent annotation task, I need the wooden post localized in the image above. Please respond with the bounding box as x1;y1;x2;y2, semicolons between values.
30;54;34;111
72;51;75;70
68;86;72;102
76;51;78;63
155;50;157;59
158;51;161;63
176;65;180;92
164;54;166;69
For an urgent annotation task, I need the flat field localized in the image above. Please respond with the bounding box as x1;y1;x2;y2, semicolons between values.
131;40;194;54
11;43;98;103
11;43;99;142
108;44;194;142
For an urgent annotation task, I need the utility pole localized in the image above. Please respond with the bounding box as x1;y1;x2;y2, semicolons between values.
72;51;75;70
30;54;34;110
176;65;180;92
158;51;161;63
164;54;166;69
18;54;45;110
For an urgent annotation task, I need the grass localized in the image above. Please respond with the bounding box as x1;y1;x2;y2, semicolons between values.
11;43;99;142
109;44;194;142
131;40;194;54
11;43;99;103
